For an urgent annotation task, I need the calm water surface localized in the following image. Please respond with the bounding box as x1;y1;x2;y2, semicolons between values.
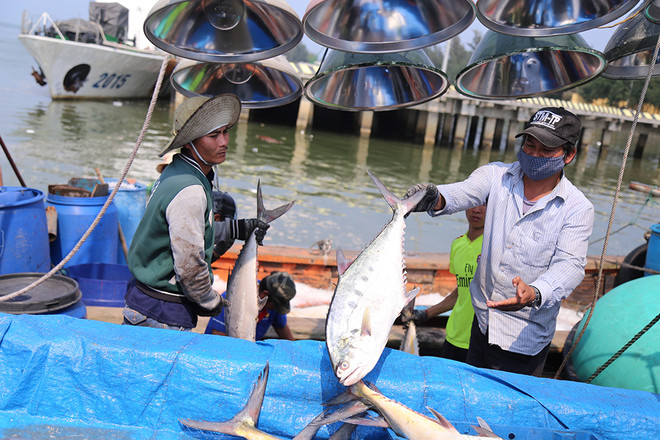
1;22;658;257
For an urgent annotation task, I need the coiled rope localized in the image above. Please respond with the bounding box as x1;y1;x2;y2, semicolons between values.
0;56;171;303
554;31;660;380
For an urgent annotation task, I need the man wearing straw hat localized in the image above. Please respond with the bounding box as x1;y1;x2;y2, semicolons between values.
123;94;268;331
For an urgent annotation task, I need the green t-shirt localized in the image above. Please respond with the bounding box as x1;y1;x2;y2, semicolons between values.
446;233;483;349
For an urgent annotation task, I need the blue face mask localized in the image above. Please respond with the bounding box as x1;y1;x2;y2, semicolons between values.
517;148;565;181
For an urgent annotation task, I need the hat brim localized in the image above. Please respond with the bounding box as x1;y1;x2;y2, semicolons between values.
159;94;241;157
272;299;291;315
515;126;569;148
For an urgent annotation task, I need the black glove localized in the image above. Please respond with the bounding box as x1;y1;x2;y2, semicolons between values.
239;218;270;245
405;183;440;214
411;309;429;324
193;295;230;317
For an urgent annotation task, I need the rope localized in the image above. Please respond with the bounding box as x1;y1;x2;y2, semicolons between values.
588;192;657;245
0;57;171;303
554;31;660;379
586;312;660;383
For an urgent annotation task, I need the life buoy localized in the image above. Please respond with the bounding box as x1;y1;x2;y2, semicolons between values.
613;243;647;287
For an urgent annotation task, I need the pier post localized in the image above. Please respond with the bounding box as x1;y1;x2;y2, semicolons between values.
579;126;594;153
454;115;470;149
424;103;440;146
360;111;374;137
634;132;648;159
296;96;314;132
481;117;497;152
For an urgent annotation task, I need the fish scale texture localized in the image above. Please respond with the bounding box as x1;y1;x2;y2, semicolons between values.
0;314;658;440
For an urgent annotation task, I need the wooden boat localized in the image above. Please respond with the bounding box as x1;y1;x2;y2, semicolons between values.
0;312;657;440
212;244;624;309
18;5;174;100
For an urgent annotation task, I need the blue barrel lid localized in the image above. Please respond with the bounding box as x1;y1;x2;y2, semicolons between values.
0;273;81;314
0;187;44;209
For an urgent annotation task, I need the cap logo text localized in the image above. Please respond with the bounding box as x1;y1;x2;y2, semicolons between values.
530;110;562;131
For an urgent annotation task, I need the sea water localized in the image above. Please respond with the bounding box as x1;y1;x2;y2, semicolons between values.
1;22;658;258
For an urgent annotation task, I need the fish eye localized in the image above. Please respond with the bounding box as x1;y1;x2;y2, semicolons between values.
339;361;349;371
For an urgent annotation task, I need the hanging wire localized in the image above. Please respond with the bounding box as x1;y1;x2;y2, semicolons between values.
0;57;172;303
554;31;660;380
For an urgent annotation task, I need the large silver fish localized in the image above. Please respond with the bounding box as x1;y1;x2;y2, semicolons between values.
325;170;424;386
325;381;503;440
225;181;295;341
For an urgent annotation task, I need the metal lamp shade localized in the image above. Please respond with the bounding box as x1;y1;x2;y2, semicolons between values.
304;49;449;111
603;3;660;79
144;0;303;62
302;0;475;53
170;57;303;108
475;0;640;37
646;0;660;24
455;31;606;100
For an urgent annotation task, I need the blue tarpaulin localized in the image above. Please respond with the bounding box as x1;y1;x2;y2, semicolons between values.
0;313;658;439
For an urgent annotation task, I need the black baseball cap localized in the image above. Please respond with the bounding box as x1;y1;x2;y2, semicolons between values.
515;107;581;148
264;272;296;315
212;191;236;220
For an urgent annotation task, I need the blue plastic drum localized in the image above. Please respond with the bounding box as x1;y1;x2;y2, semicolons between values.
46;193;119;268
0;187;51;274
105;178;147;264
644;223;660;276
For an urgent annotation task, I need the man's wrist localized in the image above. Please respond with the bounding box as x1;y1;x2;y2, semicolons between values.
530;286;541;308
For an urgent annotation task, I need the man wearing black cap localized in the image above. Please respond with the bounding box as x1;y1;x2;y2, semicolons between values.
204;271;297;340
406;107;594;376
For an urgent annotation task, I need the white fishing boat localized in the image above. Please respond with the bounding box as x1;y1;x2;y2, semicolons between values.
18;2;175;100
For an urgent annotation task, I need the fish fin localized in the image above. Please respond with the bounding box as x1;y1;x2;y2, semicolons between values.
258;295;268;311
404;287;420;305
342;415;390;428
335;248;352;275
361;308;372;337
242;362;269;423
257;179;296;224
470;417;503;438
292;409;334;440
400;296;416;321
328;423;358;440
366;169;400;211
362;380;382;394
323;388;356;406
179;418;240;435
314;400;370;426
178;363;270;435
427;407;459;431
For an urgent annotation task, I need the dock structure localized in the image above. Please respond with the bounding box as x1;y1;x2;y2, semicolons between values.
171;60;660;158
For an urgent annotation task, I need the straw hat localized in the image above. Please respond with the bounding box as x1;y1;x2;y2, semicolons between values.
159;94;241;157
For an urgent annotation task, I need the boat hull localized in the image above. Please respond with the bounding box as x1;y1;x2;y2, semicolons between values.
18;34;169;99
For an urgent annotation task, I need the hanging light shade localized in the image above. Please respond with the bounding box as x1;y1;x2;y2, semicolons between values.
302;0;475;53
144;0;303;63
455;31;606;100
304;49;449;111
170;56;303;108
646;0;660;24
475;0;640;37
603;3;660;79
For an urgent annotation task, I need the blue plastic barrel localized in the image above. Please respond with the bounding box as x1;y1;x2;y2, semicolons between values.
46;193;119;268
65;263;132;307
644;223;660;276
105;178;147;264
0;187;51;274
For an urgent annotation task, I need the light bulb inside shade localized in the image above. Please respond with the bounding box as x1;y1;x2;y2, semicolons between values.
203;0;246;31
221;64;254;84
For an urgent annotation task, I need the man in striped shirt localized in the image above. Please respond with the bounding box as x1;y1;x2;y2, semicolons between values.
407;107;594;376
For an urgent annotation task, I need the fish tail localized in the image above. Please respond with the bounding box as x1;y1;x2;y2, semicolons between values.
257;179;296;224
179;363;270;434
366;170;424;216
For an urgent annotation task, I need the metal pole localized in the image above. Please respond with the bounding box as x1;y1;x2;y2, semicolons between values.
0;133;26;187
